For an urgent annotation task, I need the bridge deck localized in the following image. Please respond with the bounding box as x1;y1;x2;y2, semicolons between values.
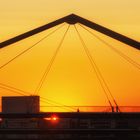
0;112;140;118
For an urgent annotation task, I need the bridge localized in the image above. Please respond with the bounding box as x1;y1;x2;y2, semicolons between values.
0;13;140;112
0;14;140;139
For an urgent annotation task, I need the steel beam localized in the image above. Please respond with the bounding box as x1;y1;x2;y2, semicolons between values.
0;112;140;119
0;14;139;50
72;14;140;50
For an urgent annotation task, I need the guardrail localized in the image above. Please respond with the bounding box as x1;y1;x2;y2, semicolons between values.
40;106;140;112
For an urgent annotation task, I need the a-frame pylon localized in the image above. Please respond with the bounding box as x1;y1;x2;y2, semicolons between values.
0;14;139;50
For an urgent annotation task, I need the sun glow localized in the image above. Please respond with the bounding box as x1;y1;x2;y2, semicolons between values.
44;115;59;122
0;0;140;112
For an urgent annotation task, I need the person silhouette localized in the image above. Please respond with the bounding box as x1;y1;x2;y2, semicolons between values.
77;108;80;112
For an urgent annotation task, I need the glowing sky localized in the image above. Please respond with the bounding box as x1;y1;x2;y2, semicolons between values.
0;0;140;111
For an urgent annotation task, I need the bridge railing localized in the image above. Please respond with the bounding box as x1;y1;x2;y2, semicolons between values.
40;106;140;112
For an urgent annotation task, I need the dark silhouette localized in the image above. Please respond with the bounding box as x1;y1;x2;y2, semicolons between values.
0;14;139;50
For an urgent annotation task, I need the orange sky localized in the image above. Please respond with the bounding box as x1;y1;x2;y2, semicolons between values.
0;0;140;111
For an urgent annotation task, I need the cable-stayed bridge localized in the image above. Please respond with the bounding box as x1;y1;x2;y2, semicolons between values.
0;14;140;112
0;14;140;139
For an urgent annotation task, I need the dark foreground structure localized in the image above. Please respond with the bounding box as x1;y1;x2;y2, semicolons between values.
0;96;140;139
0;112;140;140
1;14;139;50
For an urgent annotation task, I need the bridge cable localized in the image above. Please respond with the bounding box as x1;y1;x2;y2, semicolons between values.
0;84;26;96
40;96;76;111
0;83;75;112
74;25;119;112
78;24;121;110
0;83;76;111
40;98;75;112
78;24;140;70
0;24;65;70
0;82;118;112
0;84;54;108
34;25;70;95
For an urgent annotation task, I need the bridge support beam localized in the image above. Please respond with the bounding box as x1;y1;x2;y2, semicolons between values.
0;14;139;50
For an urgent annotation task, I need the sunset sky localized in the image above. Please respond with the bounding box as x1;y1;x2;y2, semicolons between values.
0;0;140;111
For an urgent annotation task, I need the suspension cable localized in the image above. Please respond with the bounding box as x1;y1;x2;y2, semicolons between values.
34;25;70;95
40;97;75;112
78;24;140;70
0;84;26;96
0;85;50;107
0;82;76;112
74;25;117;111
0;24;65;70
40;96;76;111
